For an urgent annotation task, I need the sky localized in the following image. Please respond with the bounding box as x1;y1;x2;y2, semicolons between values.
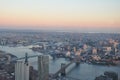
0;0;120;32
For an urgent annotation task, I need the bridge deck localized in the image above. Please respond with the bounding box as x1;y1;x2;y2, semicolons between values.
53;58;81;78
53;61;73;78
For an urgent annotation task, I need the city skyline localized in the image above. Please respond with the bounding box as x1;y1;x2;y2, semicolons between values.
0;0;120;32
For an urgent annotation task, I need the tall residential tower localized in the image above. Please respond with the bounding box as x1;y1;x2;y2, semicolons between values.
38;55;49;80
15;61;29;80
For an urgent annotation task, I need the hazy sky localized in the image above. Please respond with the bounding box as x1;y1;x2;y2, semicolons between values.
0;0;120;32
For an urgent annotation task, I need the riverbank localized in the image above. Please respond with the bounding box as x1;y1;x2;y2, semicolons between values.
0;46;120;80
0;50;17;63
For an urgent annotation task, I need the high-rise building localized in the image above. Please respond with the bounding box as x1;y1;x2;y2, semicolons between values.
38;55;49;80
15;61;29;80
83;44;88;52
73;47;76;52
92;47;97;54
66;51;71;57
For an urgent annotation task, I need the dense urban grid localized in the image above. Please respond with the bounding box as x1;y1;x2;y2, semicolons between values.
0;30;120;80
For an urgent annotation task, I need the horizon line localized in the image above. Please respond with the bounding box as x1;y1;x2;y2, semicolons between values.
0;28;120;34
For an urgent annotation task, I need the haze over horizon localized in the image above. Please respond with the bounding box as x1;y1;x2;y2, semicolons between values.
0;0;120;32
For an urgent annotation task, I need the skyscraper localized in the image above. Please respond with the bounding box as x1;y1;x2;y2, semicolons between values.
15;61;29;80
38;55;49;80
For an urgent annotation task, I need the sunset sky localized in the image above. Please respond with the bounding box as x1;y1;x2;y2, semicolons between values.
0;0;120;32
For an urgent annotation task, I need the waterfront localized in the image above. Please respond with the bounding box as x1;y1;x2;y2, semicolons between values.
0;45;119;80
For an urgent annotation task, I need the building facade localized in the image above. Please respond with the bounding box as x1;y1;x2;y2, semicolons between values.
38;55;49;80
15;61;29;80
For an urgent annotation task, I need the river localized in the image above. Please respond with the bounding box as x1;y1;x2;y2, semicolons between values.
0;46;119;80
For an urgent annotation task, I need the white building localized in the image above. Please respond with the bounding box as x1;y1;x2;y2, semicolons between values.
92;47;97;54
75;50;81;56
103;47;112;52
83;44;88;51
15;61;29;80
66;51;71;57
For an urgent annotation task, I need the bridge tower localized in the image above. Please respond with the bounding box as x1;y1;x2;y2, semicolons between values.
61;63;66;76
25;53;28;65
